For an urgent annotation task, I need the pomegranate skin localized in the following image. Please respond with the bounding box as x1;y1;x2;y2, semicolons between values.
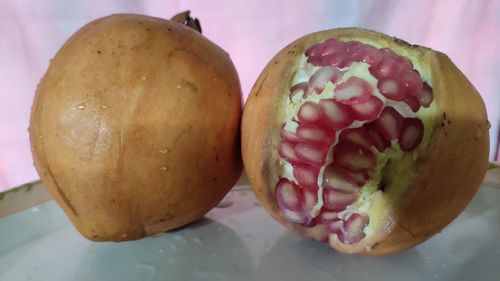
30;14;242;241
242;28;489;255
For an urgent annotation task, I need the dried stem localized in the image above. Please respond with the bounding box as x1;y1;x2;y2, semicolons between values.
171;10;202;33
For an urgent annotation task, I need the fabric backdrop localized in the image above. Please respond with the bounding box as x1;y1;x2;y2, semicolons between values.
1;0;499;191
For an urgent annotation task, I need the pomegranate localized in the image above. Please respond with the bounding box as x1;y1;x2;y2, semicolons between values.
29;13;242;241
242;28;489;255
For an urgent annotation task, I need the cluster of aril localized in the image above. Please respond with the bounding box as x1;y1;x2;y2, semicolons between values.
276;38;434;244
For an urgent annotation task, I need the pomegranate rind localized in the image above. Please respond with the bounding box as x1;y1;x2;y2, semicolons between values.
242;27;489;255
30;14;243;241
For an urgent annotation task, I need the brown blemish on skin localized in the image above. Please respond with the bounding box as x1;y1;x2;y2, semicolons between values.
167;48;209;67
439;112;450;136
87;117;103;161
399;224;416;238
252;74;269;98
475;124;483;140
180;78;198;93
46;166;78;217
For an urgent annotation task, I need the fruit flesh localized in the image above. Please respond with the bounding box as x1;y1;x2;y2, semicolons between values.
276;38;437;246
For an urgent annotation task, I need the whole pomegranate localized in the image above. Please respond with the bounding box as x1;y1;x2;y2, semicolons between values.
30;13;242;241
242;28;489;255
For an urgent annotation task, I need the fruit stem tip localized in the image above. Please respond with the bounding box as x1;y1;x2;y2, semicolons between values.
171;10;202;33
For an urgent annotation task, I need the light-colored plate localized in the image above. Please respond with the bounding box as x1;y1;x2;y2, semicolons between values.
0;176;499;281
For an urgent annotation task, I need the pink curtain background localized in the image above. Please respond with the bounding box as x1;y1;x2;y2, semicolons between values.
1;0;499;191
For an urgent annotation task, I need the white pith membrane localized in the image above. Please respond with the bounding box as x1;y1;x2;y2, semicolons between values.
275;38;437;251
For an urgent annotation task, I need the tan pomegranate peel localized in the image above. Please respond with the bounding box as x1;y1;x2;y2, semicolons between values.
242;28;490;255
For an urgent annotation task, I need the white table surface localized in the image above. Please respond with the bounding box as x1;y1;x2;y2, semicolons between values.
1;175;499;281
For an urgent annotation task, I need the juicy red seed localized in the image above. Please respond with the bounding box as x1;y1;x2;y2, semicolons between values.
370;58;404;78
339;127;373;150
400;118;424;151
379;47;397;58
344;41;362;54
276;179;302;211
282;209;306;224
302;188;318;211
296;125;333;145
343;169;369;186
328;163;368;187
404;96;421;112
278;142;301;165
280;125;300;143
350;96;384;121
305;38;344;57
323;165;359;194
417;82;434;107
338;213;369;244
318;211;339;223
322;189;357;211
333;142;377;172
295;143;328;166
399;70;423;95
326;220;343;233
374;107;404;141
343;213;369;233
308;66;343;95
298;102;324;126
350;45;383;65
293;165;320;188
319;99;354;130
334;77;373;105
394;56;413;69
365;123;390;152
338;231;366;244
289;82;308;100
330;71;344;84
377;77;406;101
316;52;351;68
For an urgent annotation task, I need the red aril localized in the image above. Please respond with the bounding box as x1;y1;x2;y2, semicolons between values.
350;96;384;121
378;77;406;101
373;107;404;142
293;164;320;188
333;142;377;172
308;66;344;96
339;126;373;150
334;77;373;105
296;125;333;145
243;28;489;255
319;99;354;130
400;118;424;151
298;102;324;125
294;143;328;166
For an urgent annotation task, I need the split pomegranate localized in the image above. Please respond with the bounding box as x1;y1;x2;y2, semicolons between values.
242;28;489;255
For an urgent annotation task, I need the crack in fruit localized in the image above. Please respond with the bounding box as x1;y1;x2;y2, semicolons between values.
275;38;434;245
